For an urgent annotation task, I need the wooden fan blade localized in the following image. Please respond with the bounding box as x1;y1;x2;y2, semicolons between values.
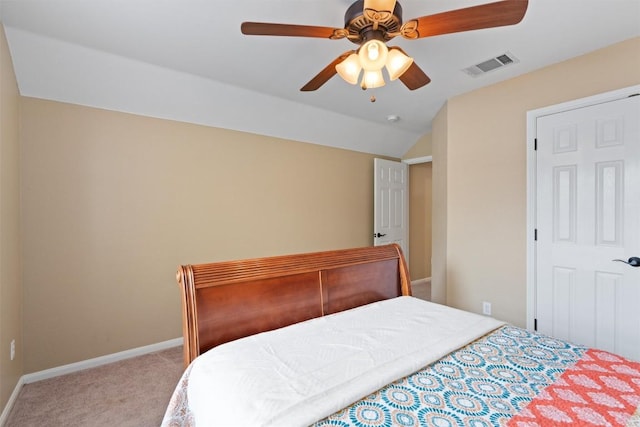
398;62;431;90
388;46;430;90
402;0;528;39
300;51;354;92
241;22;343;39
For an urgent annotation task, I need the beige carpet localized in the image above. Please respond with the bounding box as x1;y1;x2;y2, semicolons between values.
5;346;184;427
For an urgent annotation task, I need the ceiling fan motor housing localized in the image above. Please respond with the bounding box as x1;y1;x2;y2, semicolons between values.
344;0;403;44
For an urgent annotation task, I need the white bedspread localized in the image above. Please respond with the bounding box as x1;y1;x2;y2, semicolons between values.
185;296;504;426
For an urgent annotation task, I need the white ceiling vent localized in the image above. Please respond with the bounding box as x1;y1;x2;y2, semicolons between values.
462;52;519;77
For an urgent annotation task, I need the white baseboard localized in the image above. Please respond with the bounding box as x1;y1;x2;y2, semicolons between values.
23;337;183;384
1;337;182;426
0;376;24;427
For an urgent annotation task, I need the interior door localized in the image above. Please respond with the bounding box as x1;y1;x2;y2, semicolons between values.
374;158;409;260
535;95;640;361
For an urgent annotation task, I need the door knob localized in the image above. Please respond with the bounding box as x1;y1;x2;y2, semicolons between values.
612;257;640;267
374;233;387;238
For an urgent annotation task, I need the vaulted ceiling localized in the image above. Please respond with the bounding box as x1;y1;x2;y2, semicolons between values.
1;0;639;157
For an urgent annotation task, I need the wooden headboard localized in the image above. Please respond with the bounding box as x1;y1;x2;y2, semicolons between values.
176;244;411;366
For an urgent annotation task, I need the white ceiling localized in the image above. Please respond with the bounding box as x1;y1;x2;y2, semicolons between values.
1;0;639;157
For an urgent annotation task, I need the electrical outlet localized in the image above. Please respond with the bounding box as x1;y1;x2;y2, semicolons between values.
10;339;15;361
482;301;492;316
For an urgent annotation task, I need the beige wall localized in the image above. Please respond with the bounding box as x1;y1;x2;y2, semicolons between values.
408;162;432;280
405;131;433;282
432;37;640;327
403;133;432;159
0;26;22;410
20;98;379;372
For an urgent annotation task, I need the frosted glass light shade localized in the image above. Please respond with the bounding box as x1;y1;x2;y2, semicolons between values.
335;53;362;85
358;39;388;71
361;69;385;89
386;48;413;80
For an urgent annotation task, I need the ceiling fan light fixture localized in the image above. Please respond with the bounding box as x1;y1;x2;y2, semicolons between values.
336;53;362;85
359;39;388;71
361;69;385;89
386;48;413;80
243;0;529;92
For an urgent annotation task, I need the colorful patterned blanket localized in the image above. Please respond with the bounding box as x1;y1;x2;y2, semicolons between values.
313;326;640;427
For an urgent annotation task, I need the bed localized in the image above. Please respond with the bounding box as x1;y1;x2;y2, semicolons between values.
162;244;640;426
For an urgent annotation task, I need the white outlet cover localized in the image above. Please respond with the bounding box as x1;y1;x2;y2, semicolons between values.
482;302;492;316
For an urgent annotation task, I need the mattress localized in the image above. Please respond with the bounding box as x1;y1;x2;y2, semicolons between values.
162;296;640;426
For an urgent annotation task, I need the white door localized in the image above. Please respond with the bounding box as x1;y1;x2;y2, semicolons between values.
374;158;409;260
535;95;640;361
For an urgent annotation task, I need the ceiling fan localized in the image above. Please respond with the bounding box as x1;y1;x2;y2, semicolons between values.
241;0;528;91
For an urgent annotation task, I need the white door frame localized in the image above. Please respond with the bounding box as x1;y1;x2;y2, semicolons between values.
525;84;640;332
403;156;432;165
